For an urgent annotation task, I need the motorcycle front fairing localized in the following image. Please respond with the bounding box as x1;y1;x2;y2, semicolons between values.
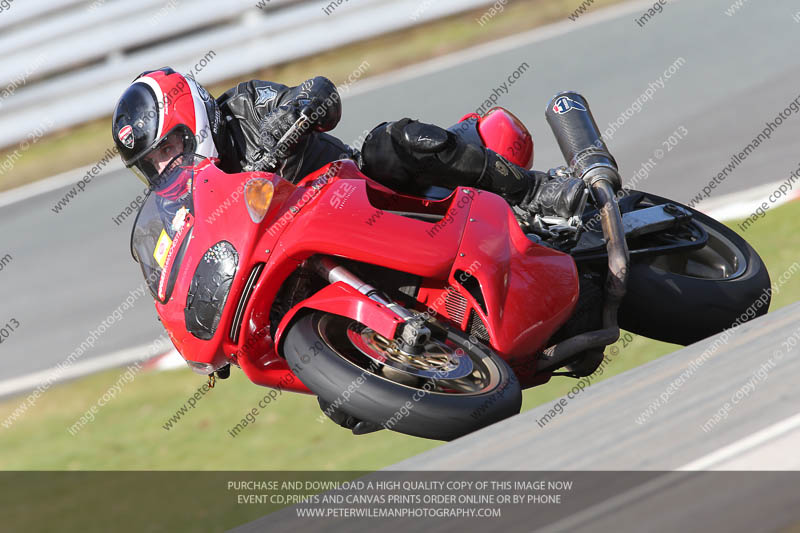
130;159;309;392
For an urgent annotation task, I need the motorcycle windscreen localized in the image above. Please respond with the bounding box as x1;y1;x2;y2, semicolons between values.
130;182;194;303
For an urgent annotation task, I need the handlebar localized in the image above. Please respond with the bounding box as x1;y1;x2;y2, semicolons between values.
264;109;315;172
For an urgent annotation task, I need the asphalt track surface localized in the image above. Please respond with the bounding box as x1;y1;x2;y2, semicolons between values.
2;0;800;384
234;302;800;532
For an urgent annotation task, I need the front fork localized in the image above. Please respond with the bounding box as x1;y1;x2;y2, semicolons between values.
308;256;432;354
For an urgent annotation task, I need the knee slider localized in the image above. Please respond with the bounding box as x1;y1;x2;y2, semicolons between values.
399;121;452;154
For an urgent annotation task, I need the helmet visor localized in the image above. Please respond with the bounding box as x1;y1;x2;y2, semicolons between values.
130;126;198;189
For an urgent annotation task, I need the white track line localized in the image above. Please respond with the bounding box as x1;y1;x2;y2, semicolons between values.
142;349;186;371
678;411;800;471
695;178;800;222
0;342;168;399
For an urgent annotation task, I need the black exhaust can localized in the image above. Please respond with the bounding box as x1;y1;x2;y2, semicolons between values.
545;91;620;188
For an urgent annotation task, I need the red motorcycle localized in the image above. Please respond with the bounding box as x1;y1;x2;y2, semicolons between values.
131;92;770;441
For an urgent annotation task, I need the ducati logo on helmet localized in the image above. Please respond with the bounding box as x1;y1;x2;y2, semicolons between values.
552;96;587;115
118;125;135;149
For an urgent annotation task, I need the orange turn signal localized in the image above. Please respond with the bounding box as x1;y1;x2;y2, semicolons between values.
244;178;275;223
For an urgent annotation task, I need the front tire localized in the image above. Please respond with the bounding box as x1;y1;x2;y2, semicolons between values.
618;192;771;345
283;312;522;441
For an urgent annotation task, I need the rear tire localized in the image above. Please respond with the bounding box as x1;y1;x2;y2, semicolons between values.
283;312;522;441
618;192;771;346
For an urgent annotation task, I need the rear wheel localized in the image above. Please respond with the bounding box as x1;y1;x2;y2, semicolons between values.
618;192;771;345
283;312;522;441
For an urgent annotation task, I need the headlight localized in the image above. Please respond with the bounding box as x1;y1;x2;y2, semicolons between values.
185;241;238;340
186;361;218;375
245;178;274;223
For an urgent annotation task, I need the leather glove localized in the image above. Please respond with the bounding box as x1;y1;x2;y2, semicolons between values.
295;76;342;132
527;174;587;219
260;101;306;160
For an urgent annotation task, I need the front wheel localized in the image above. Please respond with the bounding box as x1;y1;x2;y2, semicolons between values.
618;192;771;346
283;312;522;441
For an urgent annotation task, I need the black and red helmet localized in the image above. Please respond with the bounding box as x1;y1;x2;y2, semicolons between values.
112;68;222;196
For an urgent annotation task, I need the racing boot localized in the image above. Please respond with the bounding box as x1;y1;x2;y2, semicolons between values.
361;118;586;218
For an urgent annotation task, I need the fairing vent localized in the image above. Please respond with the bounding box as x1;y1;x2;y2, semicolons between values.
468;310;490;344
444;286;468;323
455;269;487;314
229;263;264;343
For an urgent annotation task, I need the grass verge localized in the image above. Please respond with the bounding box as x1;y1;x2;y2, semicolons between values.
0;0;627;192
0;200;798;470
